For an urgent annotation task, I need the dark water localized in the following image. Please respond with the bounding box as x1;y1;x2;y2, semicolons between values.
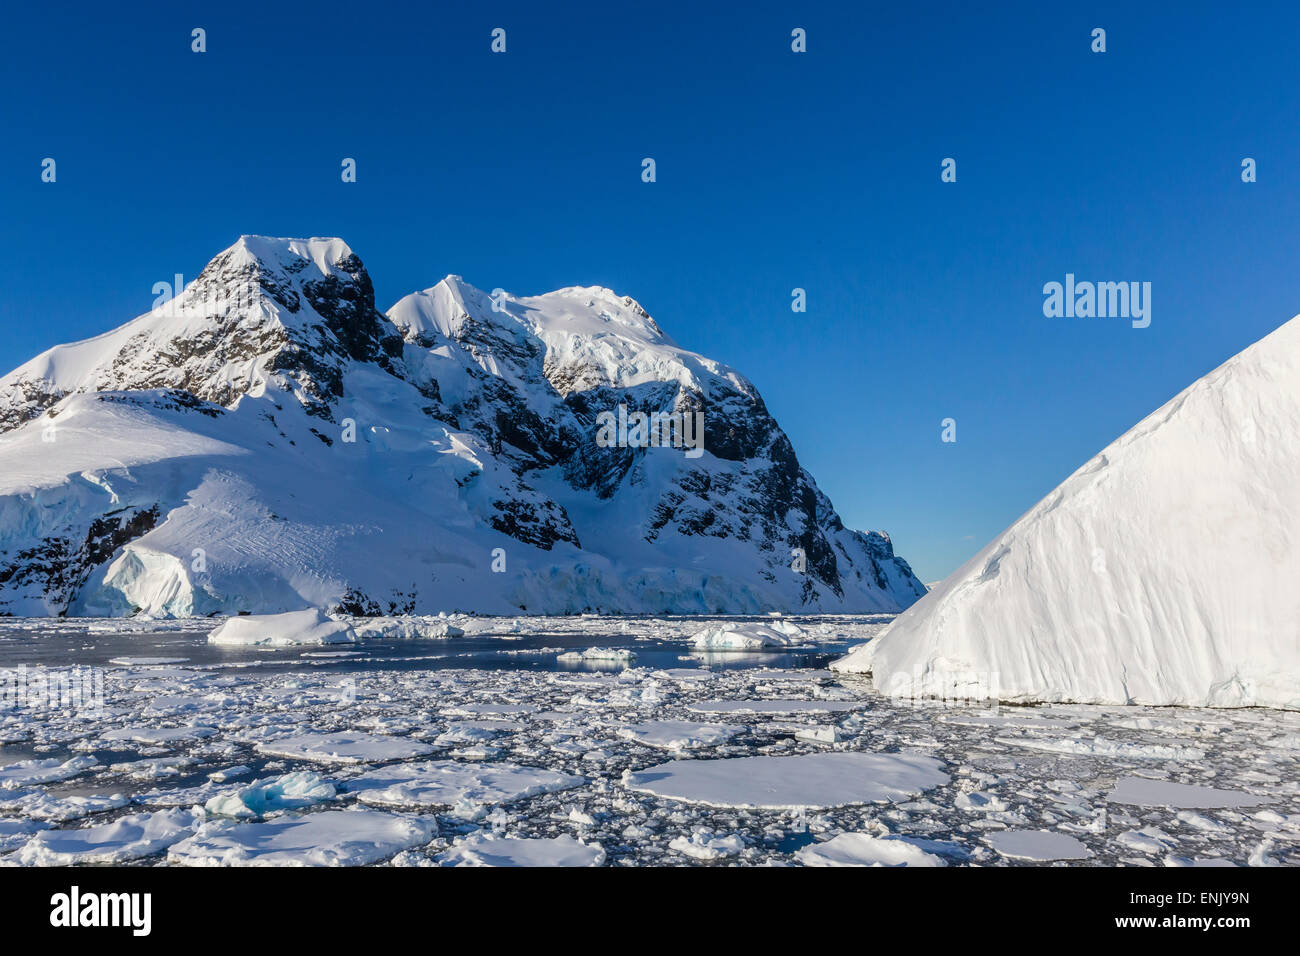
0;619;855;676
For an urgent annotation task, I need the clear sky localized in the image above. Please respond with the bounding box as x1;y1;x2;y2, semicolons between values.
1;1;1297;583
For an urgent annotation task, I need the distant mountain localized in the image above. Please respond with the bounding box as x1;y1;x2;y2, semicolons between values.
0;236;926;617
835;315;1300;708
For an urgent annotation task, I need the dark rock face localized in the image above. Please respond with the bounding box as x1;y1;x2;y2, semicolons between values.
0;505;159;616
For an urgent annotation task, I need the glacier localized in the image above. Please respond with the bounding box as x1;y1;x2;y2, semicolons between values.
834;314;1300;709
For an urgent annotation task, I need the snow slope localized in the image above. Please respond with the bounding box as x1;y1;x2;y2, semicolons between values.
0;237;925;616
834;315;1300;709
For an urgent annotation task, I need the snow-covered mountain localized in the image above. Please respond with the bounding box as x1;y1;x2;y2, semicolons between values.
834;315;1300;709
0;236;925;617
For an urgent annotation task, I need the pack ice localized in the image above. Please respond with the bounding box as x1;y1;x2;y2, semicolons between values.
835;315;1300;708
0;236;925;617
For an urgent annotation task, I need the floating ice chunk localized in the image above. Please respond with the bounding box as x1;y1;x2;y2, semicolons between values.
955;791;1009;812
996;735;1204;761
650;667;718;682
345;760;585;808
351;617;465;640
939;713;1079;730
616;720;744;752
440;704;537;718
669;828;745;860
207;609;356;647
169;809;435;866
795;725;847;744
1164;854;1238;867
1107;776;1270;809
0;791;129;822
204;772;337;819
255;731;435;765
622;751;948;810
796;833;947;867
0;756;97;790
100;726;218;745
15;809;201;865
557;648;636;663
108;657;189;665
0;818;51;852
208;766;252;783
688;699;859;715
436;832;604;867
690;624;797;650
985;829;1094;861
1116;827;1177;854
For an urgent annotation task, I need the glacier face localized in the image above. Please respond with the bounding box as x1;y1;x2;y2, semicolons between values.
0;236;925;617
834;315;1300;709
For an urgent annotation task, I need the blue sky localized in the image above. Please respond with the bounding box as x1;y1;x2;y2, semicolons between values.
1;1;1297;582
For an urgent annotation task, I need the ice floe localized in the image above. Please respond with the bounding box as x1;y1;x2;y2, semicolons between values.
796;833;946;867
255;731;436;765
169;810;435;866
345;760;585;809
985;829;1094;861
436;832;604;867
1107;776;1270;810
14;809;200;865
615;720;744;751
623;751;949;810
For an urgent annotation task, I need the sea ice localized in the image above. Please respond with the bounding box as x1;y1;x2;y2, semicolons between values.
985;829;1094;861
690;624;797;650
169;809;434;866
14;809;201;865
204;772;337;818
436;832;605;867
622;751;948;810
1107;776;1270;810
795;833;946;867
344;760;585;808
255;731;436;765
615;720;744;751
0;756;97;790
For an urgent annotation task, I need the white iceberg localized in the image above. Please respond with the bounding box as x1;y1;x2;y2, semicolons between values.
351;617;465;640
689;624;797;651
207;609;356;647
556;647;636;663
203;772;337;818
834;315;1300;708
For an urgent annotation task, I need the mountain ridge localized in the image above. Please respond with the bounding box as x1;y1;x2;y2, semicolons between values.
0;235;926;617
